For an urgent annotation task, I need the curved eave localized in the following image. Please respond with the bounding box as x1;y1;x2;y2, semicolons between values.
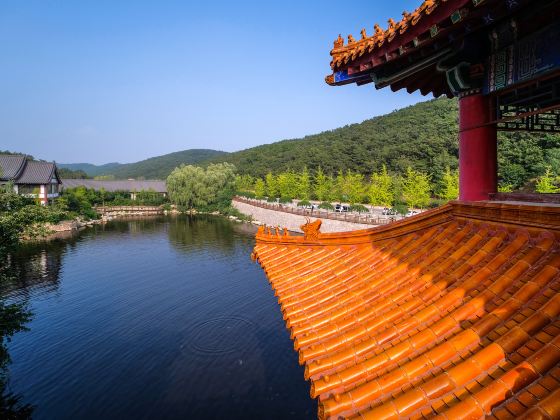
253;200;560;419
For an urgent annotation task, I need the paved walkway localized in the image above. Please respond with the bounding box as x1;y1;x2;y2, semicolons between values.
232;200;376;233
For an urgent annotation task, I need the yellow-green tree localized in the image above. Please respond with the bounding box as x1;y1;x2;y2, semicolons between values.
314;167;332;201
277;171;299;199
439;167;459;201
536;167;560;193
235;174;254;192
265;172;278;198
335;170;346;202
345;171;366;204
368;164;393;207
402;167;431;209
254;178;265;198
298;167;311;200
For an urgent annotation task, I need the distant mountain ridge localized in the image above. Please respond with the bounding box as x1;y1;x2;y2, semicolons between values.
59;98;560;189
59;162;122;177
60;149;228;179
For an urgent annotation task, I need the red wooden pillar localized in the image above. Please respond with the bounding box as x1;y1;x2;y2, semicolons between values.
459;93;497;201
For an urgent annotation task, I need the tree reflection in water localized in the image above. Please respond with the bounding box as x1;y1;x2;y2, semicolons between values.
167;215;254;254
0;261;33;419
0;237;73;419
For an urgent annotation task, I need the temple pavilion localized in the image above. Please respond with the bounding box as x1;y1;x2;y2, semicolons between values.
252;1;560;419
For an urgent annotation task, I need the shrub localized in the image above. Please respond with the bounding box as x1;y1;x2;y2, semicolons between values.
392;203;408;216
237;191;256;199
297;200;311;207
319;201;334;210
350;204;369;213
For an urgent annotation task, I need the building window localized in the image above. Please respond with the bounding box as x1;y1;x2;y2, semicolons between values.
49;183;58;194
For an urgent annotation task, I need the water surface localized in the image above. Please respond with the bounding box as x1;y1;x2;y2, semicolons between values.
2;216;315;419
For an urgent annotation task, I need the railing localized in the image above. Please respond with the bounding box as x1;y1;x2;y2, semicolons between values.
233;197;403;226
95;206;164;215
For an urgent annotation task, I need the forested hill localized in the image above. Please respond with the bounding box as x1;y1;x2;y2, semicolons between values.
58;162;122;177
208;98;560;189
60;149;228;179
60;99;560;188
206;99;459;179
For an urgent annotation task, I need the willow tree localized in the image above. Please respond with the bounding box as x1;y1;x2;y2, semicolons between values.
166;163;236;210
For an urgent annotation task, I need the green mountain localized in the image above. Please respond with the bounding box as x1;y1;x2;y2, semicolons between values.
60;149;228;180
61;99;560;189
208;98;560;189
58;162;122;177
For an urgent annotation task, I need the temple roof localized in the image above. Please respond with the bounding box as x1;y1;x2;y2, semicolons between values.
328;0;468;72
16;161;60;185
252;201;560;419
0;155;60;185
0;155;27;181
325;0;559;98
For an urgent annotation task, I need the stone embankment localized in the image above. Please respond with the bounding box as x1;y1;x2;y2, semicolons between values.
95;205;164;217
41;206;166;240
232;199;375;233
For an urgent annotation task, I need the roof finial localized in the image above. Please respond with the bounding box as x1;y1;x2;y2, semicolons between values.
347;34;356;44
334;34;344;49
360;28;367;39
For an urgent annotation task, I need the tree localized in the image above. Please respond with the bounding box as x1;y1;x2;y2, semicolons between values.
254;178;265;199
335;170;346;202
234;174;254;192
439;167;459;201
345;171;366;204
314;167;332;202
166;163;236;210
277;171;298;199
535;167;560;193
298;167;311;200
167;165;207;209
368;164;393;207
402;167;431;209
265;172;278;198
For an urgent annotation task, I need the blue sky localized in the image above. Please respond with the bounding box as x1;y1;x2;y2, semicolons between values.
0;0;425;164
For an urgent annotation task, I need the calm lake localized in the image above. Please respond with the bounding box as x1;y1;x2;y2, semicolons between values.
2;216;315;419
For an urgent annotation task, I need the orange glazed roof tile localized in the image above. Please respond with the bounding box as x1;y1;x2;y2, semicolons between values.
328;0;470;73
252;201;560;419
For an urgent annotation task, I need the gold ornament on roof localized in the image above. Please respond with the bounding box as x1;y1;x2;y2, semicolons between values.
374;23;385;46
387;18;398;42
301;218;322;241
334;34;344;49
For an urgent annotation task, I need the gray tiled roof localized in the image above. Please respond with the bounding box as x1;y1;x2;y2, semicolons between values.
0;155;27;181
0;155;59;185
61;179;167;193
16;161;58;184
